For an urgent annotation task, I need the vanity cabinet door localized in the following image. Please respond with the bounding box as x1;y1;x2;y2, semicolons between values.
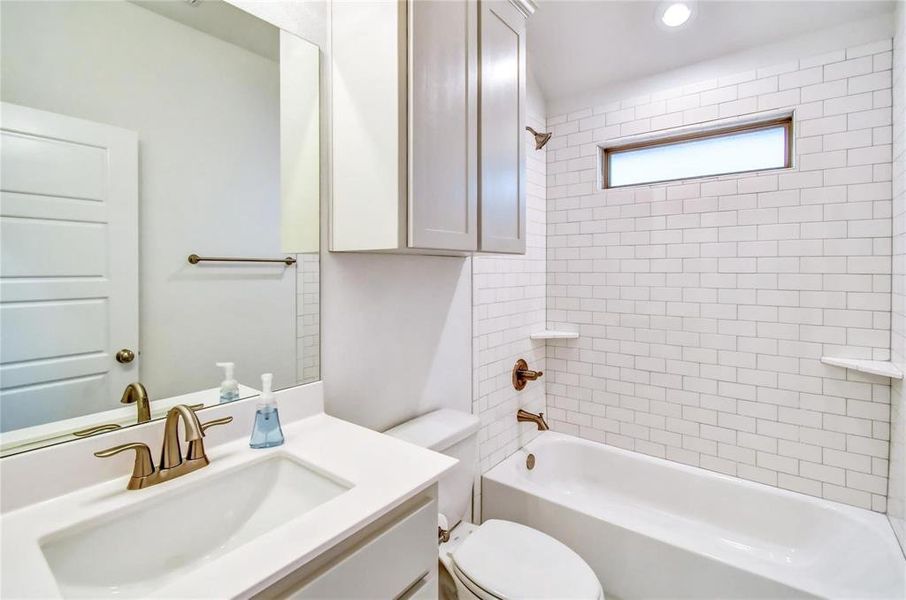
263;494;438;599
408;0;478;251
478;1;527;254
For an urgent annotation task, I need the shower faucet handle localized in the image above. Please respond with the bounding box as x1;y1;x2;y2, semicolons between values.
513;358;543;391
520;367;543;380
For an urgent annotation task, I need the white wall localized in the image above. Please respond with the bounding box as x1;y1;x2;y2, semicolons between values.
888;0;906;553
321;253;472;431
1;0;295;398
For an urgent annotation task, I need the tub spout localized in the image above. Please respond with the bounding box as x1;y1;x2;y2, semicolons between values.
517;409;549;431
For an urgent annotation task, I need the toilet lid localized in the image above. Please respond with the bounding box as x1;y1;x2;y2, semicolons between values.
451;519;601;599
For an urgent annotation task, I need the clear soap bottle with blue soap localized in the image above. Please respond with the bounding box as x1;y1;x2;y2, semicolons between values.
249;373;284;449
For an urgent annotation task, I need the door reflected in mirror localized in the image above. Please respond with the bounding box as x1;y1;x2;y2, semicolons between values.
0;0;320;456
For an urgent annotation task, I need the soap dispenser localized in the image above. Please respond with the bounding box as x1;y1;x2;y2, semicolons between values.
249;373;284;449
216;362;239;404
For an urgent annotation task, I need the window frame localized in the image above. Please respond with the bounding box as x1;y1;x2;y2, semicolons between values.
600;116;793;189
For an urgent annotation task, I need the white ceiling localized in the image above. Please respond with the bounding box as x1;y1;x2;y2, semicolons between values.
528;0;895;106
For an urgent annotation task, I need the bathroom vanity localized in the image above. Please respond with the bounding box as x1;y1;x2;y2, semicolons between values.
0;383;454;598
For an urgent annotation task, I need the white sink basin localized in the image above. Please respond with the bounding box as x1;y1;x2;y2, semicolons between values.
40;454;350;598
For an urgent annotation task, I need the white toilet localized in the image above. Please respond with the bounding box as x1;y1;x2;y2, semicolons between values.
385;409;604;600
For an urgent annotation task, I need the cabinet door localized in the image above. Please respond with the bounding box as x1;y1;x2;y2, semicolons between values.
267;496;438;599
478;1;526;254
409;0;478;251
331;1;406;252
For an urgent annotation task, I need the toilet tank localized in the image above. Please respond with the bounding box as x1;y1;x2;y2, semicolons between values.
384;409;480;527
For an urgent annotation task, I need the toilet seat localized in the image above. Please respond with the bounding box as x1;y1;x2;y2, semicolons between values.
450;519;603;599
449;561;505;600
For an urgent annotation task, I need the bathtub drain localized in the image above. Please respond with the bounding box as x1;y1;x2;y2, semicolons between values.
526;453;535;470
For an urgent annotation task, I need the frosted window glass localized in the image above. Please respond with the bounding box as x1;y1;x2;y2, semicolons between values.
606;125;788;188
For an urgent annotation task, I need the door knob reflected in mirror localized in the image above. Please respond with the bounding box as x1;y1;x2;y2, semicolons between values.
116;349;135;364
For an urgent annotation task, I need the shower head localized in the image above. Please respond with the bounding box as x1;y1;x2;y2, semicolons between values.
526;126;552;150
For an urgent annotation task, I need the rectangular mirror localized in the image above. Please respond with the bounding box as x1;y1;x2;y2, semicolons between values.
0;0;320;456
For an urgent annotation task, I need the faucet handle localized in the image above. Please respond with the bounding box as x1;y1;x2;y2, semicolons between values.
186;416;234;461
74;423;122;437
94;442;156;479
200;416;233;433
513;358;544;390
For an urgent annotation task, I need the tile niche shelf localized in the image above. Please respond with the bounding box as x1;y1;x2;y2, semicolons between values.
819;357;903;380
530;330;580;340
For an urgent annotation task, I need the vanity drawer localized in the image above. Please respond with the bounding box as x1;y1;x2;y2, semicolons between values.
266;492;438;599
399;574;438;600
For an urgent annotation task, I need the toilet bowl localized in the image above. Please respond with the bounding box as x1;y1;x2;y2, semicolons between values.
385;409;604;600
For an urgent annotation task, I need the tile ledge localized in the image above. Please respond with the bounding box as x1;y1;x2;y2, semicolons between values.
820;357;903;379
530;330;580;340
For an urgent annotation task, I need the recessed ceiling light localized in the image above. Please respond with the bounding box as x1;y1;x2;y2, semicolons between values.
660;2;693;28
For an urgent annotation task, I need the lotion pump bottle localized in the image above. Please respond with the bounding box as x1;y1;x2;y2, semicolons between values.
249;373;284;449
216;362;239;404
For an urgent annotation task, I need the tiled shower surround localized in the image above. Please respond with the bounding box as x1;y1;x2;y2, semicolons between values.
888;2;905;550
297;252;320;384
545;38;895;511
472;109;547;518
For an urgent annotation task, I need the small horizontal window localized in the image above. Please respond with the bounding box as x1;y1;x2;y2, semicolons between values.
602;117;792;188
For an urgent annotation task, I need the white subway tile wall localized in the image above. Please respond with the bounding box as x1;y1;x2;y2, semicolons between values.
888;3;905;552
472;111;547;519
297;253;320;383
546;39;894;511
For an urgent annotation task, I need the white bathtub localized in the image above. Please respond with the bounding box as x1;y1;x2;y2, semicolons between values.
482;432;906;600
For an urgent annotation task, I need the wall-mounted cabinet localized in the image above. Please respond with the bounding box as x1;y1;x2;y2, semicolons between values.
330;0;533;255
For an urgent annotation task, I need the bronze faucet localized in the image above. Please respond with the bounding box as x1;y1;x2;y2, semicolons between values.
72;385;203;438
94;404;233;490
160;404;205;469
121;382;151;423
517;409;549;431
73;382;152;437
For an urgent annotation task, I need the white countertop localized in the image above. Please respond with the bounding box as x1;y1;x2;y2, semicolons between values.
0;412;456;598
